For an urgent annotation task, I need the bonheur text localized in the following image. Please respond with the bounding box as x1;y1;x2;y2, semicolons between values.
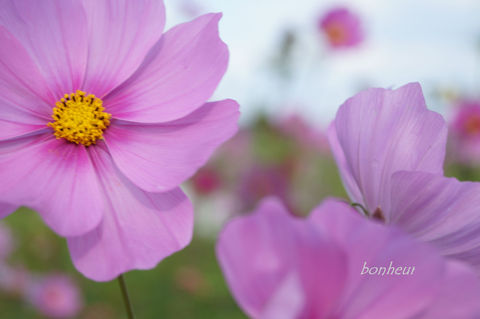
361;261;415;276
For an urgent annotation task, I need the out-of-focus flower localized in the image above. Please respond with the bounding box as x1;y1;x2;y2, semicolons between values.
329;82;480;272
28;275;82;319
0;222;13;260
192;191;237;238
277;114;330;154
192;167;223;195
178;0;205;17
217;198;480;318
217;129;253;173
0;1;238;281
318;7;364;49
0;265;31;297
449;100;480;164
174;266;210;296
236;166;291;213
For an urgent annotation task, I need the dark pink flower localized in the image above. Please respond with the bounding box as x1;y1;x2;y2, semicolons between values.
319;7;364;49
0;1;239;281
449;100;480;164
217;198;480;318
192;167;223;195
329;83;480;272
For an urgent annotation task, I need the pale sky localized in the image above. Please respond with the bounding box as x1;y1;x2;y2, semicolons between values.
164;0;480;126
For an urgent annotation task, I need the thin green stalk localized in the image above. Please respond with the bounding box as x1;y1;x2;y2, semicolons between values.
118;274;136;319
351;202;370;217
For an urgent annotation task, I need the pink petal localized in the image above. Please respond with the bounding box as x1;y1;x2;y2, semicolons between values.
0;26;54;140
216;198;347;318
81;0;165;98
419;261;480;319
104;100;239;192
0;0;88;97
105;13;229;123
216;198;308;318
0;134;103;236
261;273;305;319
310;200;480;319
390;171;480;272
328;83;447;213
218;197;480;318
0;203;16;219
327;124;364;205
67;146;193;282
309;199;444;318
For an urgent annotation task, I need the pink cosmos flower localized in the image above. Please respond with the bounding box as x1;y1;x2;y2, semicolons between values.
217;198;480;318
0;0;239;281
28;274;82;318
328;83;480;272
448;100;480;164
318;7;364;49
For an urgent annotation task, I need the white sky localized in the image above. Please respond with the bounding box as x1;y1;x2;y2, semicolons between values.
164;0;480;126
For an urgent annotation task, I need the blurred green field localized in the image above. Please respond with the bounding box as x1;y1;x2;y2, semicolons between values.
1;207;247;319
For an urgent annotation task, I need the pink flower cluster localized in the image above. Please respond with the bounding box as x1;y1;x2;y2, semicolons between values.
0;223;82;318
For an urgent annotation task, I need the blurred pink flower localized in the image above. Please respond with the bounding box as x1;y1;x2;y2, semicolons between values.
0;222;13;260
0;265;31;296
192;167;223;195
449;100;480;164
319;7;364;49
28;275;82;319
217;198;480;318
174;266;210;295
278;114;330;154
178;0;205;17
218;129;253;171
0;1;238;281
237;166;291;213
329;83;480;272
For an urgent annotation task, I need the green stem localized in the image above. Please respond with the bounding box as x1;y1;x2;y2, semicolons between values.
118;274;136;319
351;202;370;217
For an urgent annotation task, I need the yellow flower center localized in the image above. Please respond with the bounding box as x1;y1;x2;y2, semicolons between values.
465;116;480;135
325;23;347;45
48;90;111;146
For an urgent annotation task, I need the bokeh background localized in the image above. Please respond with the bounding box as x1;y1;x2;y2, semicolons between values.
1;0;480;318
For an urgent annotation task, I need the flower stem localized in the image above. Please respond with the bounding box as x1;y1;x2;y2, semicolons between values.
118;274;136;319
351;202;370;217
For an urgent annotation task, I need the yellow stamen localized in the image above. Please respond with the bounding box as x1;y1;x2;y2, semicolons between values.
325;23;347;45
48;90;111;146
466;116;480;135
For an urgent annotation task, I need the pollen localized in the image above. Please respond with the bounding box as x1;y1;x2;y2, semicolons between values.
48;90;111;146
